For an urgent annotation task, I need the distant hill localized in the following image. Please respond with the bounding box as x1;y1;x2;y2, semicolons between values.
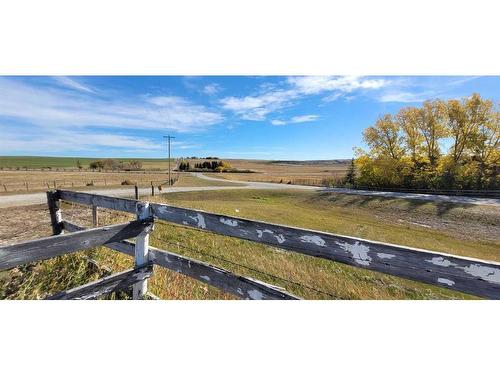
267;159;350;165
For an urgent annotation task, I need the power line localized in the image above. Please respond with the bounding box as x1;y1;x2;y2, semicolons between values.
163;135;175;186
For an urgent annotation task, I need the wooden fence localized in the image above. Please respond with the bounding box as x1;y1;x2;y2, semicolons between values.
1;189;500;299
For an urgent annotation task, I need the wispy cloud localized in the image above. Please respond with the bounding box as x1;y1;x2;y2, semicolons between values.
53;76;95;93
0;78;223;132
290;114;319;123
287;76;387;95
378;91;435;103
270;119;287;126
202;83;222;95
270;114;319;126
220;76;388;121
220;89;297;120
0;127;163;154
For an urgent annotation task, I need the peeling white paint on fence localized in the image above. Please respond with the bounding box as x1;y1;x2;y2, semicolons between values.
437;278;455;286
300;235;326;247
256;229;286;244
220;217;238;227
463;264;500;284
377;253;395;260
256;229;271;238
337;241;372;266
426;257;456;267
189;213;206;229
248;289;264;300
274;234;286;244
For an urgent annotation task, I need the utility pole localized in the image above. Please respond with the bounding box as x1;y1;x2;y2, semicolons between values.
163;135;175;186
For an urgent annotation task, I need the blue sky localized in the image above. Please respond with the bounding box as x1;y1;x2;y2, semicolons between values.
0;76;498;160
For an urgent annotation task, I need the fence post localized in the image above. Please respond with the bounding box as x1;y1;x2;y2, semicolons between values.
134;185;139;200
151;185;155;196
47;190;63;235
92;205;99;227
133;201;154;299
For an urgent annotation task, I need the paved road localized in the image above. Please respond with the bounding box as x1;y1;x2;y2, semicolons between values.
194;173;500;207
0;173;498;208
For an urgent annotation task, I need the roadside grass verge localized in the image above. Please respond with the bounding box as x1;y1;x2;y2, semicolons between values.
173;174;246;187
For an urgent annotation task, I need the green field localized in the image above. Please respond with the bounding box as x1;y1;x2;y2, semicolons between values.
3;188;498;299
0;156;171;169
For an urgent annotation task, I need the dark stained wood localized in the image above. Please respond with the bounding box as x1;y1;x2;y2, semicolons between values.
149;247;298;300
0;220;152;271
58;190;136;213
57;191;500;299
46;264;153;300
62;220;298;300
92;205;98;227
46;190;63;235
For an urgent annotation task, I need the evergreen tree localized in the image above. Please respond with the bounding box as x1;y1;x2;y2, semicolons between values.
344;158;356;186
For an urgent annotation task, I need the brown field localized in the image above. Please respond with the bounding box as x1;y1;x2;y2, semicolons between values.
0;158;349;193
212;159;349;185
0;170;175;194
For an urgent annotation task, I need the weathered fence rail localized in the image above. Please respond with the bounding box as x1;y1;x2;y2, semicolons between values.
46;264;154;300
0;190;298;300
2;188;500;299
57;189;500;299
0;220;151;271
62;221;298;300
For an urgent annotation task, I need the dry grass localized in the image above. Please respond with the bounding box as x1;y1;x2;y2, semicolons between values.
0;159;348;193
214;159;348;186
173;174;245;187
0;170;173;194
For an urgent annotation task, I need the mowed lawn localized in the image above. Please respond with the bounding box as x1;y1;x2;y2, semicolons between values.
2;189;498;300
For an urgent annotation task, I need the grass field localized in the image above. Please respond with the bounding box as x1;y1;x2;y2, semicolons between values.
0;156;175;169
2;188;498;299
0;156;349;192
0;169;172;193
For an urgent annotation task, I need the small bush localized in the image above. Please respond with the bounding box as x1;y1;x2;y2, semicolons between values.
121;180;134;185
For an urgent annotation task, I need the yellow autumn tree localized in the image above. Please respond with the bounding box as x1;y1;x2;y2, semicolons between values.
354;93;499;190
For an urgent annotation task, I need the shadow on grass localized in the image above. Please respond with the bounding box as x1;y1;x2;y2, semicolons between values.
313;190;475;217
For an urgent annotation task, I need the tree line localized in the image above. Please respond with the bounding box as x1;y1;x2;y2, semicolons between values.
178;160;232;172
352;93;499;190
88;159;143;171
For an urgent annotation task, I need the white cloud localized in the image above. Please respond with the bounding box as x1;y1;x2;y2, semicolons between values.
288;76;387;95
220;76;388;121
290;114;319;123
270;114;318;126
53;76;95;93
202;83;222;95
378;91;434;103
0;127;163;154
0;78;223;132
220;89;297;120
270;119;286;126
